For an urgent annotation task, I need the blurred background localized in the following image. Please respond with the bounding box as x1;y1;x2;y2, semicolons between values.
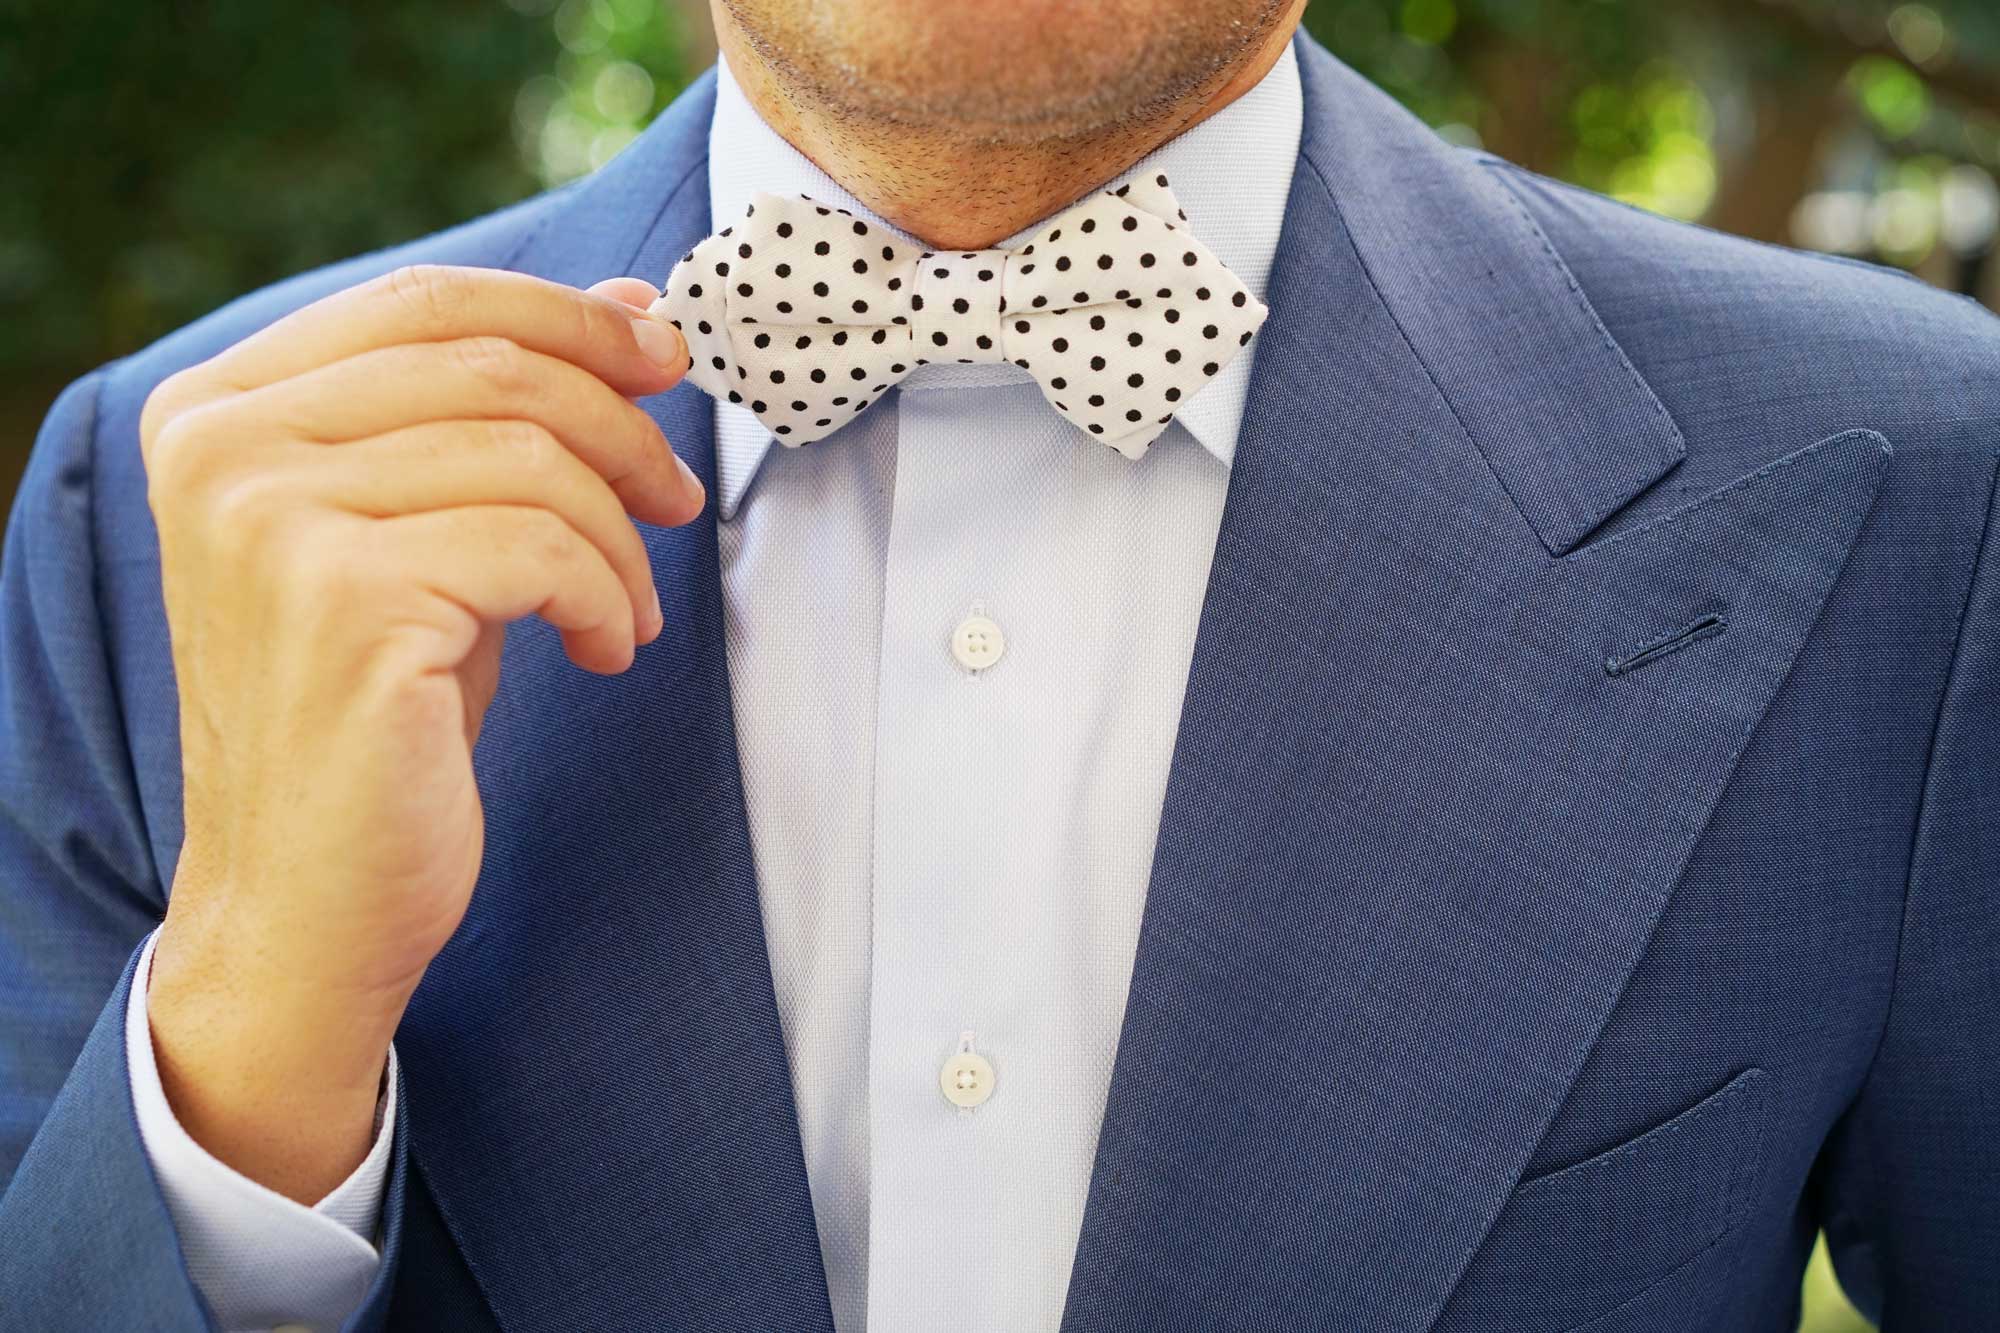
3;3;1993;1320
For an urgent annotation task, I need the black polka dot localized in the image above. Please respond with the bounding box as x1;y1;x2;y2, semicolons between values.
1115;290;1131;300
776;424;792;435
832;331;849;346
790;400;807;412
1203;361;1219;375
1165;348;1182;364
1015;320;1031;334
715;261;730;276
1165;387;1181;402
1182;251;1198;266
1203;324;1219;339
810;368;826;383
754;333;772;349
976;335;993;349
1196;287;1212;300
1127;332;1143;347
853;259;869;274
1087;394;1104;407
776;301;793;314
775;264;791;278
1097;254;1114;270
977;269;994;281
816;418;832;427
890;363;906;373
688;283;702;298
1021;263;1037;275
853;300;870;314
710;355;725;370
888;277;903;291
1032;295;1048;308
932;331;949;346
872;329;888;343
776;222;792;237
1115;184;1131;196
814;241;831;256
952;298;970;314
1050;376;1067;390
853;220;868;235
851;367;867;380
1075;292;1090;303
1056;256;1072;272
1165;309;1180;324
1090;422;1106;433
1081;219;1096;233
697;320;712;334
1089;315;1106;331
882;245;895;260
813;281;830;297
738;242;753;259
1126;409;1142;422
911;294;925;312
1052;337;1069;353
1128;372;1144;387
737;283;753;297
770;369;786;384
751;399;767;412
1090;356;1106;371
833;396;849;406
1240;330;1254;344
794;335;812;349
727;389;742;403
1140;254;1156;268
1122;217;1139;232
1156;173;1168;187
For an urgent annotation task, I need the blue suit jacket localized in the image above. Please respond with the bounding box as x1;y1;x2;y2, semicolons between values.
2;33;1996;1332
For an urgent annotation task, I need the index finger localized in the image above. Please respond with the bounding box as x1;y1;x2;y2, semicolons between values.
197;265;690;399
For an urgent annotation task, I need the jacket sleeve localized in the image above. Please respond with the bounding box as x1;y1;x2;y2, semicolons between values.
1819;460;2000;1329
0;371;408;1331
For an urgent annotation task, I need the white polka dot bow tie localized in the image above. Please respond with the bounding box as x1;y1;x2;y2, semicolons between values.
653;171;1269;460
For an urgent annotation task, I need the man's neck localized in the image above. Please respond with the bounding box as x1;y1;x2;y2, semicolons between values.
711;3;1306;250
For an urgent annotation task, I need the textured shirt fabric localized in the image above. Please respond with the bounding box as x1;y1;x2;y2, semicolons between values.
120;41;1302;1333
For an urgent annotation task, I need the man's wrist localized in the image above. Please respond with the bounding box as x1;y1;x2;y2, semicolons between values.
146;920;404;1206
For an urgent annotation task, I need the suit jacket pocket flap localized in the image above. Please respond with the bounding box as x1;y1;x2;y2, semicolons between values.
1436;1068;1772;1332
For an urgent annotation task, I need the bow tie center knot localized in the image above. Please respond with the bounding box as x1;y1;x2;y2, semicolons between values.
912;249;1008;365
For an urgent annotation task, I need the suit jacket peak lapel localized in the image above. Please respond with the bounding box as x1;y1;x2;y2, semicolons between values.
1061;34;1886;1333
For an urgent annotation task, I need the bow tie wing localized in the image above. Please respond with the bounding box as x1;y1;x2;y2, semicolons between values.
655;193;923;443
1002;174;1268;459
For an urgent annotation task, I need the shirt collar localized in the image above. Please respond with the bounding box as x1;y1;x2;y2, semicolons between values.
706;38;1303;520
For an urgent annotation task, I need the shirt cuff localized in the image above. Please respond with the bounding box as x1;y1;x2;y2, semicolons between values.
126;928;397;1333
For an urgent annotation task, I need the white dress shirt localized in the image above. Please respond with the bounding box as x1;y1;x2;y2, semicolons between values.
125;40;1302;1333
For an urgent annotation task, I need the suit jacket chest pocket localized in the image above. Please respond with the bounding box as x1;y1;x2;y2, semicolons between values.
1434;1067;1772;1333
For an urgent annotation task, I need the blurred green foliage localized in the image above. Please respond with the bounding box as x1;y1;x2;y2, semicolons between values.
1;1;1991;1323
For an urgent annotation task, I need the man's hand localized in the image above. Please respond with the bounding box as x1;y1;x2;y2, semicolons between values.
137;266;701;1204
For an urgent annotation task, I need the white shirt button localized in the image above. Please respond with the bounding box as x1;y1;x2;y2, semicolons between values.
940;1041;996;1109
950;613;1006;671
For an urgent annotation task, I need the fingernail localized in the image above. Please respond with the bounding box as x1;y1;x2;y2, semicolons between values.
631;316;686;370
672;448;706;501
648;585;663;633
